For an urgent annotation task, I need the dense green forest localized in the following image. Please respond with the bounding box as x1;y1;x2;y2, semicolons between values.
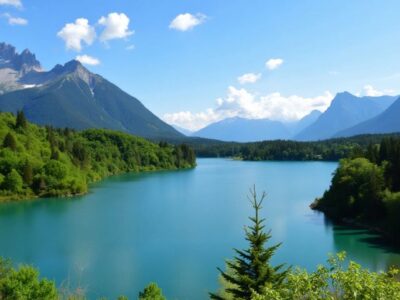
189;134;400;161
0;112;195;201
1;188;398;300
312;137;400;245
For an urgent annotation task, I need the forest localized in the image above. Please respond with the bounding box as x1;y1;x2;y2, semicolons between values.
0;111;196;201
190;134;400;161
312;137;400;245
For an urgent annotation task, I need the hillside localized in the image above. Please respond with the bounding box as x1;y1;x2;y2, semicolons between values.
0;112;195;201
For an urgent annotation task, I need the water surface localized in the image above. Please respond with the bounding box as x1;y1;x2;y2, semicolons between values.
0;158;399;299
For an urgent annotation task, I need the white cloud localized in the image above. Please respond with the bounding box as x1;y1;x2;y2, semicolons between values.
125;44;135;51
57;18;96;52
362;85;383;97
76;54;100;66
237;73;261;84
266;58;284;70
163;87;333;131
98;12;134;42
0;0;21;7
2;13;27;25
169;13;206;31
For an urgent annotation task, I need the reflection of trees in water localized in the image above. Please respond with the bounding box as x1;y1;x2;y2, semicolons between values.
330;220;400;272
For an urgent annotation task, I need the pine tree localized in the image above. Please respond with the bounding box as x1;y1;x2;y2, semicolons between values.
22;161;33;186
210;186;288;300
3;132;17;151
15;110;28;129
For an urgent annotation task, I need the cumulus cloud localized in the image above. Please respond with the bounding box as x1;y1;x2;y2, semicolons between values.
362;85;384;97
169;13;206;31
98;12;134;42
2;13;27;25
359;85;396;97
237;73;261;84
57;18;96;52
163;87;333;131
76;54;100;66
125;44;135;51
0;0;21;7
266;58;284;70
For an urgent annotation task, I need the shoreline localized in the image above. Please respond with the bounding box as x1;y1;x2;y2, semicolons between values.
0;164;196;204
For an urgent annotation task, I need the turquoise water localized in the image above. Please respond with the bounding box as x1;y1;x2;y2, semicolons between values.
0;158;399;299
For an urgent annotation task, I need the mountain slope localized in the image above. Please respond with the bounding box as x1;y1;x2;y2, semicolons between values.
0;43;183;140
286;110;322;136
335;97;400;137
193;117;292;142
294;92;397;141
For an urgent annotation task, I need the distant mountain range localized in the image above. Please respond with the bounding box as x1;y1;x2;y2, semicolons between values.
294;92;397;141
0;42;183;140
184;92;399;142
189;110;321;142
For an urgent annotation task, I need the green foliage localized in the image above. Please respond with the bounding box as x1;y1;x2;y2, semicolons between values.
0;112;196;201
138;282;166;300
190;133;400;161
314;137;400;245
252;252;400;300
3;169;23;193
15;110;27;129
210;187;288;300
2;132;16;151
0;258;57;300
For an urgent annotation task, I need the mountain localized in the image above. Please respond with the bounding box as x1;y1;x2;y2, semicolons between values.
0;43;183;140
335;97;400;137
0;42;42;93
192;117;292;142
294;92;397;141
286;110;322;136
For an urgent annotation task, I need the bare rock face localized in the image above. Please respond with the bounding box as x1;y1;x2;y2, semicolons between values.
0;43;42;93
0;43;41;74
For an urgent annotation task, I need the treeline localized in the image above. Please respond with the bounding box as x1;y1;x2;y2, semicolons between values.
313;137;400;244
0;112;196;201
190;134;400;161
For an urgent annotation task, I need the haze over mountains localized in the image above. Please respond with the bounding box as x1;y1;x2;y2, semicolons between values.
182;92;399;142
191;110;321;142
0;43;182;140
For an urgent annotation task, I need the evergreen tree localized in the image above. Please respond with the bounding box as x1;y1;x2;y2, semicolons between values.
3;132;17;151
139;282;166;300
210;186;288;300
15;110;28;129
22;161;33;186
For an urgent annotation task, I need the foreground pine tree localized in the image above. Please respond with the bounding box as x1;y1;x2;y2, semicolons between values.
210;186;288;300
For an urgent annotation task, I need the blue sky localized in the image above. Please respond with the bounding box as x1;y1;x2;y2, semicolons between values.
1;0;399;130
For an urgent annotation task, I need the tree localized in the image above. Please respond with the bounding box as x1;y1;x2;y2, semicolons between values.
3;132;17;151
3;169;23;193
139;282;166;300
22;161;34;186
0;263;57;300
210;186;288;300
15;110;28;129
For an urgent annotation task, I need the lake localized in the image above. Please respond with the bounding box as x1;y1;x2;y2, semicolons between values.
0;158;399;299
